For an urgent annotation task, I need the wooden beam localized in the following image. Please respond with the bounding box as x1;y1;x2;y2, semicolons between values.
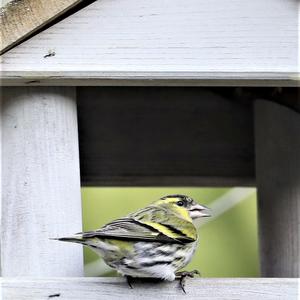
1;278;298;299
255;100;300;277
1;71;299;87
78;87;255;186
1;87;83;276
1;0;298;86
0;0;86;54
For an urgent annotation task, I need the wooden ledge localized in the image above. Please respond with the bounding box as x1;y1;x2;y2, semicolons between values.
1;71;299;87
1;278;299;300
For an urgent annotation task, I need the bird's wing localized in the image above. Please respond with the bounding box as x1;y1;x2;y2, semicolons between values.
82;206;197;243
132;205;197;242
81;206;196;244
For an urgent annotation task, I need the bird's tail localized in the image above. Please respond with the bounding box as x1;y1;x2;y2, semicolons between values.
50;234;86;245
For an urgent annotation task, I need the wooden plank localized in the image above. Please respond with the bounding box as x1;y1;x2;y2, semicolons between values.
0;89;2;275
78;87;255;186
81;176;254;187
1;71;299;87
1;87;83;276
1;0;298;86
0;0;87;54
1;278;298;300
255;100;300;277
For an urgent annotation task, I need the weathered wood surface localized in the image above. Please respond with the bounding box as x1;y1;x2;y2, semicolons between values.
1;278;298;300
1;0;298;86
0;0;87;54
1;87;83;276
255;100;300;277
78;87;254;186
1;72;298;87
0;90;2;275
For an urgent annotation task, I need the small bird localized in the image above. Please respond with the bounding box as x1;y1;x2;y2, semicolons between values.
54;195;210;292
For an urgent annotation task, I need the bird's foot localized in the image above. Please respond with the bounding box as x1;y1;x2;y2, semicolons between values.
126;275;134;289
125;276;163;289
175;270;201;293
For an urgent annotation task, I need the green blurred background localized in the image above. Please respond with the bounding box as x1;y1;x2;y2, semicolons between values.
81;187;259;277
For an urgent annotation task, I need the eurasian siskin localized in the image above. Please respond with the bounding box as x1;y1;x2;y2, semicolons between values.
55;194;210;292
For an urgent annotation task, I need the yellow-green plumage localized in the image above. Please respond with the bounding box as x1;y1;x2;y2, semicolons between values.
56;195;210;281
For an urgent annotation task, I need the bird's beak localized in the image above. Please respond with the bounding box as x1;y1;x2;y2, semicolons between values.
188;204;211;219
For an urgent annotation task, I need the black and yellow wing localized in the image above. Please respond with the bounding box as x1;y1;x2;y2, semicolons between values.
80;205;197;244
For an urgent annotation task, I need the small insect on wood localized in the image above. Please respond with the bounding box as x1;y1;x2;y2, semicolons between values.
44;49;56;58
48;293;61;298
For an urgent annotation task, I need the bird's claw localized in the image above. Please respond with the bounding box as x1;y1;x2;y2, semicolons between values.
126;276;133;289
175;270;201;293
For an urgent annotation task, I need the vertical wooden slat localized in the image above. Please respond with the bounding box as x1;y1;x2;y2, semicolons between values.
255;100;300;277
0;93;2;276
1;87;83;276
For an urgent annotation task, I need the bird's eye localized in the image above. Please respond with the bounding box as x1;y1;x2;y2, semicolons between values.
177;200;184;206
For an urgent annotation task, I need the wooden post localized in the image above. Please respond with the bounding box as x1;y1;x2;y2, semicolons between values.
1;87;83;276
255;100;300;277
0;93;2;276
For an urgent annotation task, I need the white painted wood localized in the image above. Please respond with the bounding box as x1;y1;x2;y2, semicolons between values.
1;87;83;276
1;71;298;86
255;100;300;277
1;278;299;300
1;0;298;86
0;91;2;276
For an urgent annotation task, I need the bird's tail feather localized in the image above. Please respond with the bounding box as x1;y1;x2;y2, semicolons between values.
50;235;86;244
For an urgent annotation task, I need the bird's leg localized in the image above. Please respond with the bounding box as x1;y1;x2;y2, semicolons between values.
125;275;134;289
175;270;200;293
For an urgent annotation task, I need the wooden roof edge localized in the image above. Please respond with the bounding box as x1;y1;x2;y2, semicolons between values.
1;71;299;87
0;0;96;55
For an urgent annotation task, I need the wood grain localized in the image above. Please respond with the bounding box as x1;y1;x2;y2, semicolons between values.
255;100;300;277
0;89;2;275
1;71;298;87
0;0;85;54
1;0;298;86
78;87;255;186
1;278;299;300
1;87;83;276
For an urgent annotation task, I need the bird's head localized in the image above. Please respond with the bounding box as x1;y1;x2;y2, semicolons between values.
154;194;211;221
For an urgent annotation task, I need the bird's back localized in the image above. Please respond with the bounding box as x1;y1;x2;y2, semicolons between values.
55;200;200;280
